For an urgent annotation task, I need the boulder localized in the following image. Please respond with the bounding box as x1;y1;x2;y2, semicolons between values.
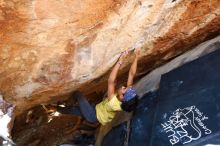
0;0;220;115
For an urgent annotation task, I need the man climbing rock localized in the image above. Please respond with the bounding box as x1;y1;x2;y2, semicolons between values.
57;48;141;125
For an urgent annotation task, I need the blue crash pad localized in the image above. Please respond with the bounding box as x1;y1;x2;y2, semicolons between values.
150;48;220;146
101;122;127;146
128;91;158;146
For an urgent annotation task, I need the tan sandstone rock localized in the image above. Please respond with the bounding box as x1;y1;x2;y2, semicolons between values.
0;0;220;115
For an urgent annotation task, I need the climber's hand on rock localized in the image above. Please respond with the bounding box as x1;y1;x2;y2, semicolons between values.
119;50;128;63
134;48;141;59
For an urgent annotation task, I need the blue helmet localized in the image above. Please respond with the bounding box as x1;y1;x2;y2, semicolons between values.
121;87;138;112
123;87;137;102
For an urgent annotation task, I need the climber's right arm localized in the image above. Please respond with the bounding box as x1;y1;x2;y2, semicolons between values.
108;51;128;98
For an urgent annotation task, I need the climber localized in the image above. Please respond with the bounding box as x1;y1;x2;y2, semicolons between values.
57;48;140;125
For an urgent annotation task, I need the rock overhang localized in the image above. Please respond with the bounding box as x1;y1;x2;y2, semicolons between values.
0;0;219;115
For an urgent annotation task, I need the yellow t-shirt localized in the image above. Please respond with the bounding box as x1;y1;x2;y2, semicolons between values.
96;94;122;125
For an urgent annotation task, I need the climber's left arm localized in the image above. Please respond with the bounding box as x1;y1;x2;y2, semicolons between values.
127;48;140;87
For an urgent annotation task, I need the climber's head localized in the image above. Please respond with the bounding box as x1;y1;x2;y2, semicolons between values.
117;85;127;101
118;87;138;112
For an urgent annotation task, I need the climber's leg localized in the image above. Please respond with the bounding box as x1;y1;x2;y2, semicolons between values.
57;106;82;117
73;91;97;123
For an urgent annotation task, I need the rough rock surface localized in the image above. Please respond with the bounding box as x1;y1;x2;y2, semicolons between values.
0;0;220;115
